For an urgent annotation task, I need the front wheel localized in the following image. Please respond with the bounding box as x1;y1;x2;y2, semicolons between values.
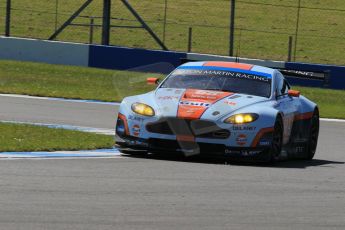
305;110;319;160
269;116;284;162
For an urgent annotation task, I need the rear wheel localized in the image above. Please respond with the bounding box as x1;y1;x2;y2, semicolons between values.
305;110;319;160
270;116;283;162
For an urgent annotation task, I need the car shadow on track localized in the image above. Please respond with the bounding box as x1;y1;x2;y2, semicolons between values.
271;159;345;169
125;153;344;169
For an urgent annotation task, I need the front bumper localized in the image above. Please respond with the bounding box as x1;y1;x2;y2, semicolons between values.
116;114;274;161
116;136;271;161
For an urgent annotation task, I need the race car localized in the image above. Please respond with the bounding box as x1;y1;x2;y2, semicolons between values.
115;61;319;162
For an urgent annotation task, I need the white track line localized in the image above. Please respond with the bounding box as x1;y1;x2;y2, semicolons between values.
1;120;115;136
0;149;125;159
320;118;345;123
0;156;126;160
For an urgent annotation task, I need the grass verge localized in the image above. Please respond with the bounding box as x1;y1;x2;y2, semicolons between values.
0;122;114;152
295;86;345;119
0;60;344;119
0;60;161;102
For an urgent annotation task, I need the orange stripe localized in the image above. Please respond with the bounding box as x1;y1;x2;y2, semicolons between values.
251;127;274;147
203;61;254;70
176;135;195;142
118;113;129;135
294;112;313;121
177;106;206;120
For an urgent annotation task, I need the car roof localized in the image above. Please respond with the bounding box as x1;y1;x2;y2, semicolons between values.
179;61;276;76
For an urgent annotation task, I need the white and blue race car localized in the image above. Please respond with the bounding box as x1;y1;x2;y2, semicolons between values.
115;61;319;162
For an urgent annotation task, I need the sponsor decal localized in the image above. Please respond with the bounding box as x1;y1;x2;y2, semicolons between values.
259;140;271;146
158;96;179;100
128;115;144;122
126;139;149;147
194;90;222;95
185;90;229;101
236;134;247;146
180;101;210;107
178;89;232;119
224;101;237;106
279;69;326;80
175;69;270;82
295;146;305;153
225;149;261;156
241;150;261;156
185;109;198;114
225;149;241;155
132;124;141;137
116;124;125;134
232;126;257;131
178;106;207;120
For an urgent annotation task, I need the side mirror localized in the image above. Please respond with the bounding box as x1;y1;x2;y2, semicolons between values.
147;77;159;85
288;90;300;97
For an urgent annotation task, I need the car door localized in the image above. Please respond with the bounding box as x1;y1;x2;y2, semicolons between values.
275;74;300;145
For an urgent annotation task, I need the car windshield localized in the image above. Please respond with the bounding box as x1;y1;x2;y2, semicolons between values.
160;68;272;98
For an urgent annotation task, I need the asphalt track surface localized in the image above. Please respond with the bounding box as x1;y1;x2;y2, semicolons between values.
1;94;345;230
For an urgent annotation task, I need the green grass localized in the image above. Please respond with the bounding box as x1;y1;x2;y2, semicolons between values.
0;60;160;102
1;0;345;65
295;86;345;119
0;60;344;119
0;122;114;152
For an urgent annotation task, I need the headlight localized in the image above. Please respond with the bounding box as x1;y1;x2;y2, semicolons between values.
131;103;155;116
224;113;259;124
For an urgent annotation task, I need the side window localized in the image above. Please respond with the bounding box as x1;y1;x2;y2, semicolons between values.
286;79;291;90
281;79;290;95
275;74;284;96
275;73;291;97
281;80;287;95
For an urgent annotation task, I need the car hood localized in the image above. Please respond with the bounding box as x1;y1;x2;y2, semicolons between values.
154;88;269;120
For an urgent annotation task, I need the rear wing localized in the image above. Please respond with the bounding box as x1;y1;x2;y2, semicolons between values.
278;69;330;87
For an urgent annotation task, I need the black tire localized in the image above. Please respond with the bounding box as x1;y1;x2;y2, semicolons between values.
305;110;319;160
270;116;284;162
